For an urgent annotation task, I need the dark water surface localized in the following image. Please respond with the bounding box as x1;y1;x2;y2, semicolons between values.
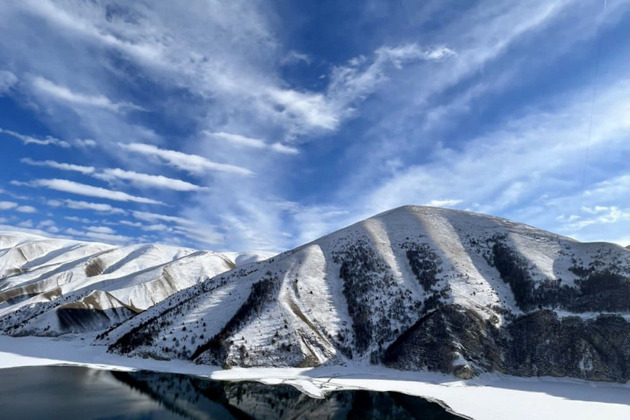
0;366;465;419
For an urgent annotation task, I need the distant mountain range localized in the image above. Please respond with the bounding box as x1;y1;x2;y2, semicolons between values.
1;206;629;382
0;231;273;335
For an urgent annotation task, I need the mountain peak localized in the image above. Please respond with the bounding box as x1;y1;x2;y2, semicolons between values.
90;208;630;381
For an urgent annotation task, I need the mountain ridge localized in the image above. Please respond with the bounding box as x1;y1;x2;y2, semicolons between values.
1;206;628;382
92;206;629;382
0;231;275;336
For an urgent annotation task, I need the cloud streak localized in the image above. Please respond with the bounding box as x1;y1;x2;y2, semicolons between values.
21;158;95;175
32;76;142;112
21;158;206;192
94;168;208;191
27;179;163;205
47;199;127;215
207;132;299;155
0;128;71;148
120;143;254;176
0;70;17;94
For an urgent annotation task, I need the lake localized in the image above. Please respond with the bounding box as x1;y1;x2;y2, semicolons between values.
0;366;466;419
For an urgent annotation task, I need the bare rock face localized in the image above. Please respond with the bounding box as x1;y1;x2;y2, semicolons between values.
506;311;630;381
383;305;630;382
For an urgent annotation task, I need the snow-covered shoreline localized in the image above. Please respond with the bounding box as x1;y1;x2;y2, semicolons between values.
1;334;628;420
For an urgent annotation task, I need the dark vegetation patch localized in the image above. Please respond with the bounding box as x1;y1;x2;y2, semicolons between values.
402;242;442;291
191;272;280;365
506;311;630;381
487;235;630;312
384;304;630;382
383;305;504;377
333;240;420;359
84;258;105;277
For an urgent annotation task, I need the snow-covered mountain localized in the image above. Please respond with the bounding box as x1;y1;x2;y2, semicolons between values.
90;206;629;382
0;231;274;335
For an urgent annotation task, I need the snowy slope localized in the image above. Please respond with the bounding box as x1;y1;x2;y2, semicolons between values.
0;231;274;336
99;206;630;382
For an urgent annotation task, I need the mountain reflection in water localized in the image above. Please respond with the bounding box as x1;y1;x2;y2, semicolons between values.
0;366;465;419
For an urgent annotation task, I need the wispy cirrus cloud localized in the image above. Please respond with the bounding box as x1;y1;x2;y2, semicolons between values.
22;158;206;192
0;0;626;251
207;132;299;155
47;199;127;215
120;143;253;176
65;227;131;244
0;128;71;148
0;70;17;95
22;179;163;205
31;76;142;113
2;128;97;149
262;44;456;138
94;168;208;191
21;158;95;175
132;210;193;226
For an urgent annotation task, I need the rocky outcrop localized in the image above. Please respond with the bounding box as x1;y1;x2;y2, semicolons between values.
383;304;630;382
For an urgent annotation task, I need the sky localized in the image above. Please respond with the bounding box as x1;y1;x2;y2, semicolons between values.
0;0;628;251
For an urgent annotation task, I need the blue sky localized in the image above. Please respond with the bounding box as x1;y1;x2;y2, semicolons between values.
0;0;628;251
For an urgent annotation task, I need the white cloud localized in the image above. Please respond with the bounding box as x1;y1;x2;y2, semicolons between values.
1;0;625;251
48;199;126;215
207;131;298;155
120;143;253;176
32;76;142;112
566;207;630;231
0;201;17;210
545;177;630;246
119;220;142;228
16;205;37;214
86;226;115;234
17;0;164;65
21;157;95;175
281;51;312;66
130;210;223;246
37;220;60;234
172;225;224;247
65;227;131;244
17;219;33;228
360;79;630;216
13;0;457;142
120;220;170;233
0;127;71;148
74;138;97;148
132;210;192;226
94;168;208;191
0;70;17;94
323;44;456;124
28;179;163;205
21;157;206;192
65;216;95;224
424;199;463;208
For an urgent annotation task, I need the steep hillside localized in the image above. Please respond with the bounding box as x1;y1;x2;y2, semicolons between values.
98;206;630;382
0;231;274;336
